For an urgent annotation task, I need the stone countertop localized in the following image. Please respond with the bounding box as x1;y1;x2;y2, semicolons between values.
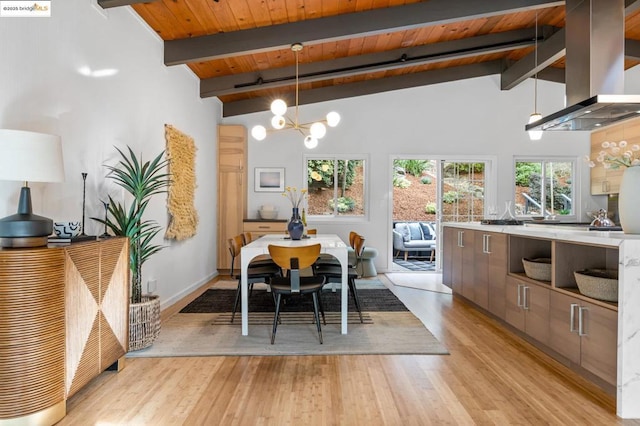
441;221;640;247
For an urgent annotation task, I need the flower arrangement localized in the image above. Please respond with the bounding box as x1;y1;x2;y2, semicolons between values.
586;140;640;169
283;186;307;208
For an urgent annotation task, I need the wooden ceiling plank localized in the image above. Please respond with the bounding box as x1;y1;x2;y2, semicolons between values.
201;28;538;98
164;0;565;65
221;60;504;117
161;0;209;37
133;2;190;40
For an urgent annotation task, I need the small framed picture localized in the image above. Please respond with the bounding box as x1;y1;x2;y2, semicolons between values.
255;167;285;192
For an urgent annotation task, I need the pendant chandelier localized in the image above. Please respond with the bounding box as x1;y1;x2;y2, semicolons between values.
250;43;340;149
528;12;543;141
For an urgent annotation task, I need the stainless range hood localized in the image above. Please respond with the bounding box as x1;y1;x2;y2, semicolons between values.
525;0;639;132
525;94;640;131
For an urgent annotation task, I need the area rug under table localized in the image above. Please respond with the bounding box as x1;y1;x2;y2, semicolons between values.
126;311;448;357
128;284;448;357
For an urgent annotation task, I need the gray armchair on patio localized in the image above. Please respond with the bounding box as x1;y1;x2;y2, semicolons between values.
393;222;436;261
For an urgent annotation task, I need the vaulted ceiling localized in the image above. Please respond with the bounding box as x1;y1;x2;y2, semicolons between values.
100;0;640;117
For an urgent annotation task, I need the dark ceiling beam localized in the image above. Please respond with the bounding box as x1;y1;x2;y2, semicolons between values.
501;28;566;90
626;39;640;60
222;61;504;117
502;2;640;89
166;0;564;66
98;0;158;8
625;0;640;14
202;28;536;98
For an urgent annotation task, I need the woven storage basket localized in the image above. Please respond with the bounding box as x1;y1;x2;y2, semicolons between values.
129;294;161;351
522;257;552;281
574;269;618;302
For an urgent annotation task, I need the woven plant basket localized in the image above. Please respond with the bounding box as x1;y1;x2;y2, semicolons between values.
129;294;161;351
574;269;619;302
522;257;552;281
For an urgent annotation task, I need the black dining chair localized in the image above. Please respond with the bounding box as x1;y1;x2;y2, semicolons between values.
267;243;326;344
314;233;365;323
228;234;280;323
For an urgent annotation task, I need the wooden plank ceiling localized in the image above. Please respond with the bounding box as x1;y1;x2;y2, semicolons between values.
103;0;640;117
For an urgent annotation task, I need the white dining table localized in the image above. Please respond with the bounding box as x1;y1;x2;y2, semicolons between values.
240;233;349;336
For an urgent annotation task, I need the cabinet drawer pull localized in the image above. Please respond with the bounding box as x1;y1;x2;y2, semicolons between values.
578;306;588;336
523;286;530;310
517;284;523;307
569;303;579;333
458;231;464;248
484;234;492;254
258;226;270;229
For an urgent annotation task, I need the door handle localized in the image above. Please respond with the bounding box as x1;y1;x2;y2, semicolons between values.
523;286;530;310
578;306;588;336
458;231;464;247
569;303;579;333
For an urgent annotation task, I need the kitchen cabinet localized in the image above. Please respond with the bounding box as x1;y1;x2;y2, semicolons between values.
505;275;550;345
217;125;247;270
442;227;473;295
445;228;506;315
549;291;617;385
484;232;508;318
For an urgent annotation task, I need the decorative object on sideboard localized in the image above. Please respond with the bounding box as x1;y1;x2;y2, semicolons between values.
164;124;198;241
586;139;640;233
92;146;170;351
258;204;278;220
99;199;110;237
0;129;65;248
522;257;552;282
53;221;82;238
250;43;340;149
574;269;618;302
80;172;88;235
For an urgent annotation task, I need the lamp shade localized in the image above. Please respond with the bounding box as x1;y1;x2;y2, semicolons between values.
0;129;65;183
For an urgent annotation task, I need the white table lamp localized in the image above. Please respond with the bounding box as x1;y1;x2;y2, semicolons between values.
0;129;65;247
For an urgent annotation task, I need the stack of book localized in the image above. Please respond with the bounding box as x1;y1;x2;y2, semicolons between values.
47;234;97;245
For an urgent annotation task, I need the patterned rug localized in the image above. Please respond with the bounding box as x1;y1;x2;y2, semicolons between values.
393;259;436;272
180;287;409;314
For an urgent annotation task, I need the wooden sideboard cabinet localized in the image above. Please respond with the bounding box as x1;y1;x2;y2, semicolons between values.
243;220;287;239
0;238;129;425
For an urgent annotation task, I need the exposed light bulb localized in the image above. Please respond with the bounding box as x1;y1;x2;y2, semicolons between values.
309;122;327;139
326;111;341;127
270;99;287;116
304;135;318;149
271;115;286;129
528;113;543;141
251;125;267;141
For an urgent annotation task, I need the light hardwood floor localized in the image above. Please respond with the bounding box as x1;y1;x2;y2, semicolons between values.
59;274;639;425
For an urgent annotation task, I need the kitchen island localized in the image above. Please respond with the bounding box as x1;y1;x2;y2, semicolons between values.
443;222;640;419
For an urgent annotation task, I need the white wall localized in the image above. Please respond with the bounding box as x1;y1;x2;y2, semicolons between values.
0;0;220;308
224;72;640;273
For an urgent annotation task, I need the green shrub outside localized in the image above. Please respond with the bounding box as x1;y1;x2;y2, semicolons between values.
328;196;356;212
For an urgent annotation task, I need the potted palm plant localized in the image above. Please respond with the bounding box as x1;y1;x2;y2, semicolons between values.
94;146;170;351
